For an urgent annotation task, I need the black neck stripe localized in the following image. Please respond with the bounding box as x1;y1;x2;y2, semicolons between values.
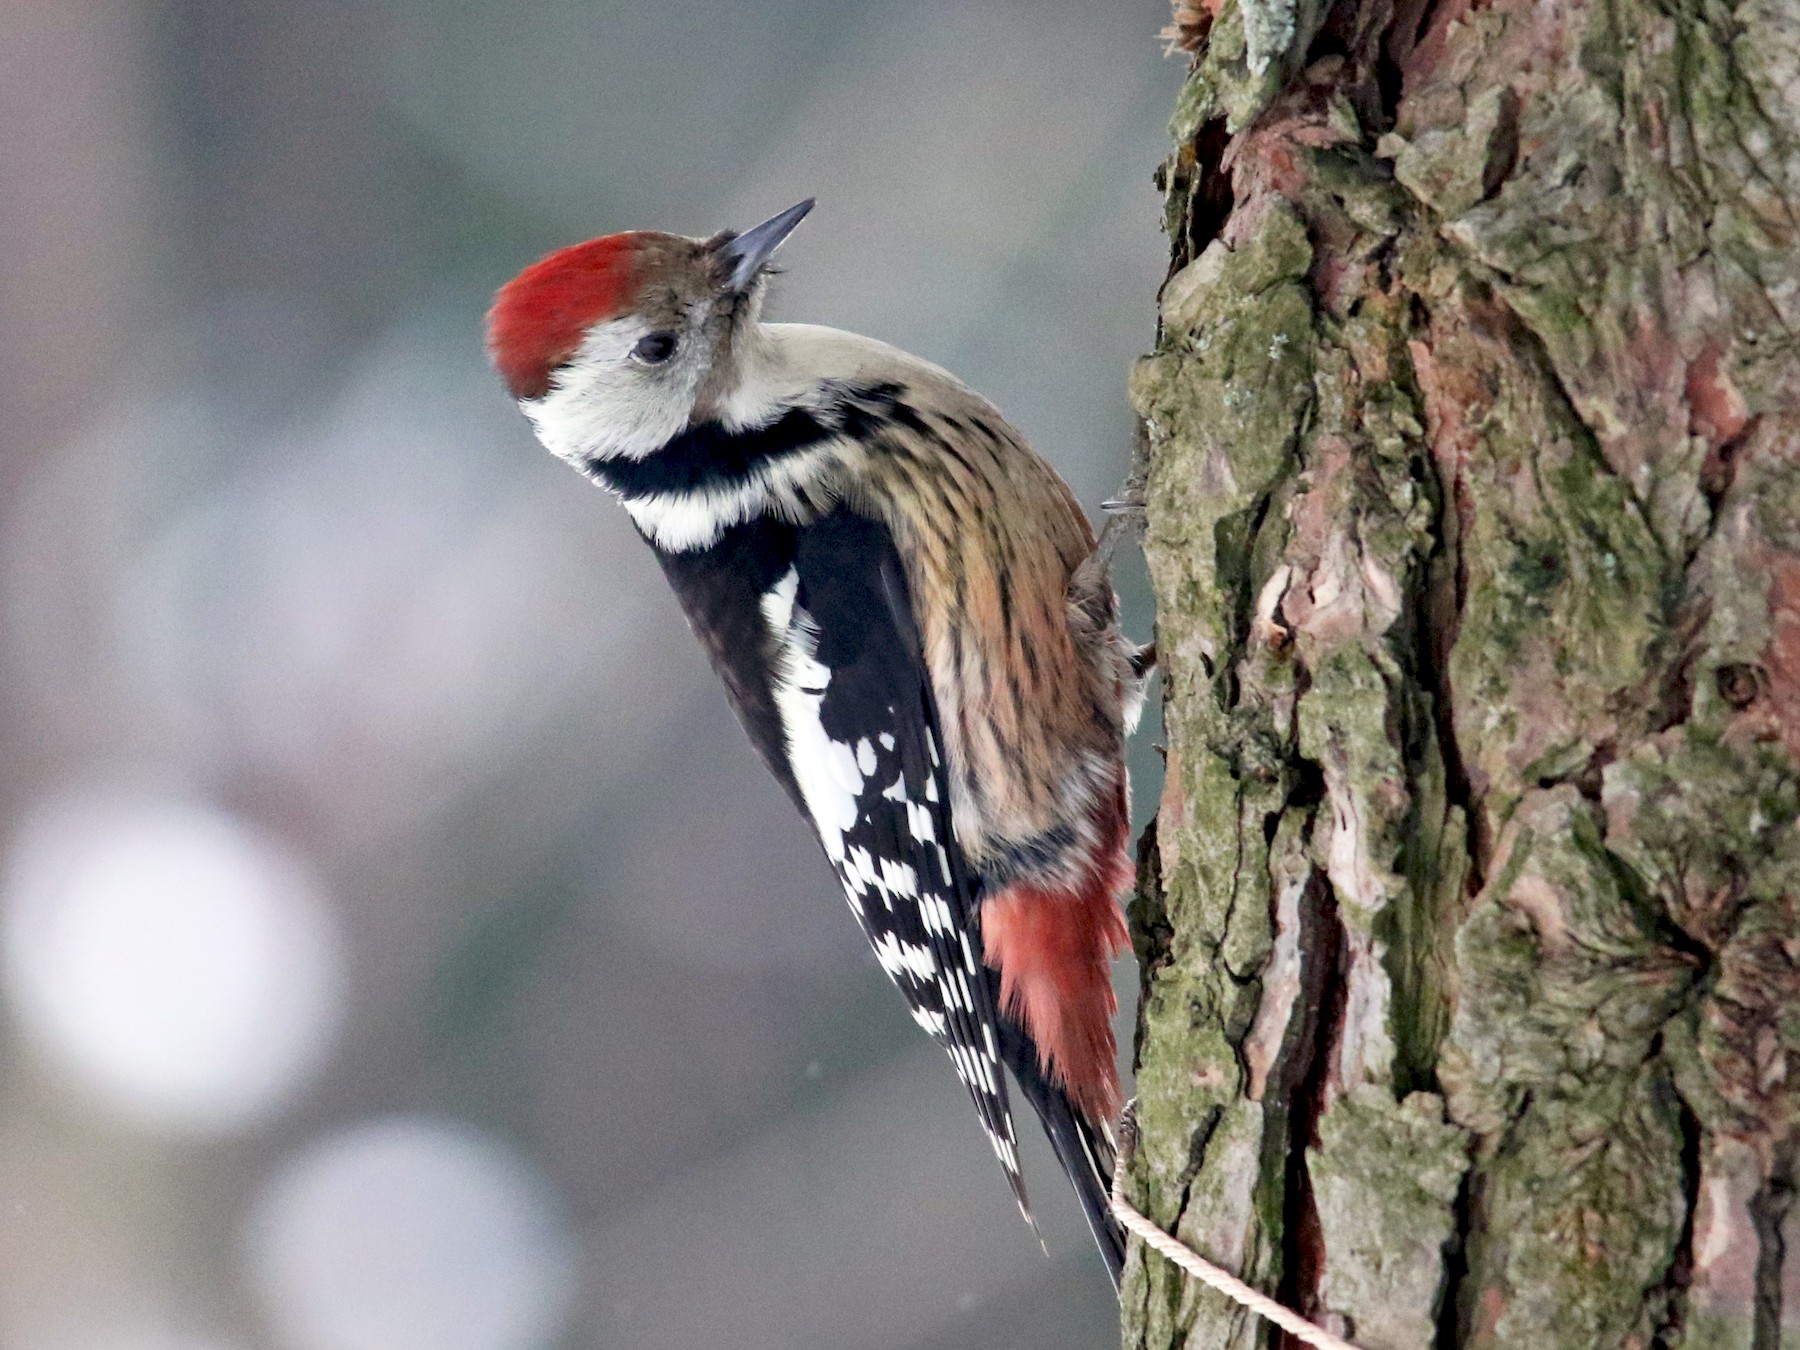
584;380;909;501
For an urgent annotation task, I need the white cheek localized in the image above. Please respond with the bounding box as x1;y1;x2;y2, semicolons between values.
522;320;703;464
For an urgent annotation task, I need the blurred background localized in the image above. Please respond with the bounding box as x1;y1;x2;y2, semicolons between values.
0;0;1176;1345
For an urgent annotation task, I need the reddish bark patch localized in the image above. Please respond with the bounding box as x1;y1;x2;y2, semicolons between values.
1687;342;1750;452
1158;745;1188;875
1690;342;1755;506
1409;334;1484;548
1404;0;1480;87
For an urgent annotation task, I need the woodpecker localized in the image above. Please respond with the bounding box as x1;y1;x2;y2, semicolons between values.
487;200;1141;1284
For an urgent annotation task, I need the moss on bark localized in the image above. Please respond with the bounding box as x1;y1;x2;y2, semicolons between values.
1125;0;1800;1344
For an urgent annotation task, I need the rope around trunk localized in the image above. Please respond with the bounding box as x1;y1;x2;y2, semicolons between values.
1109;1101;1364;1350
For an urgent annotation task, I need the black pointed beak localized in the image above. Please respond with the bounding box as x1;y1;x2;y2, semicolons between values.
715;198;814;294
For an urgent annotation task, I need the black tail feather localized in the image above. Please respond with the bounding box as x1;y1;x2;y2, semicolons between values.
1001;1022;1126;1290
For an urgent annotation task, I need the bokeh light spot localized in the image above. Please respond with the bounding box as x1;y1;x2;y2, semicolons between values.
246;1116;576;1350
2;795;345;1134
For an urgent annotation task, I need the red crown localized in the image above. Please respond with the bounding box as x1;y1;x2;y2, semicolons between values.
486;234;648;401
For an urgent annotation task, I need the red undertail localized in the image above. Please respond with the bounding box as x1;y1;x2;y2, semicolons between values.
980;798;1132;1126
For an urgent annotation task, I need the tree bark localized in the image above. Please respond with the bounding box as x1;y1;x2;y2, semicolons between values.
1122;0;1800;1346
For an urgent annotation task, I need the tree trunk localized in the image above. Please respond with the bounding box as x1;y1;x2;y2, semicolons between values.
1122;0;1800;1345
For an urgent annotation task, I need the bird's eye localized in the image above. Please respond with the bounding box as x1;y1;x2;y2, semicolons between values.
632;331;679;364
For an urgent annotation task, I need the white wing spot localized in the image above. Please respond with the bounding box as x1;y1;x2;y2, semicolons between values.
919;895;954;934
856;738;877;775
872;932;939;983
763;573;864;865
911;1006;948;1036
838;847;868;896
879;732;896;751
846;847;883;905
942;971;970;1012
760;567;800;633
955;971;978;1017
906;801;936;843
979;1057;1000;1097
983;1125;1020;1173
877;858;919;898
949;1044;977;1088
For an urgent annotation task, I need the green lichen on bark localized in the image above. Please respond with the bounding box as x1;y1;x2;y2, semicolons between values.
1125;201;1317;1349
1470;1067;1693;1345
1127;0;1800;1343
1166;0;1321;141
1437;787;1698;1344
1439;788;1698;1137
1128;159;1475;1346
1307;1087;1467;1347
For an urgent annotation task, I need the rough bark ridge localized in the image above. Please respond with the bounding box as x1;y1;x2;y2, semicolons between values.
1124;0;1800;1345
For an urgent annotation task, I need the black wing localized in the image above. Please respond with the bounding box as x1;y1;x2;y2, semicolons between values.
780;513;1027;1210
655;511;1026;1211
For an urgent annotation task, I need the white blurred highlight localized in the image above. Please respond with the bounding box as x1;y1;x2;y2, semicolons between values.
80;1326;242;1350
2;796;345;1134
246;1117;575;1350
